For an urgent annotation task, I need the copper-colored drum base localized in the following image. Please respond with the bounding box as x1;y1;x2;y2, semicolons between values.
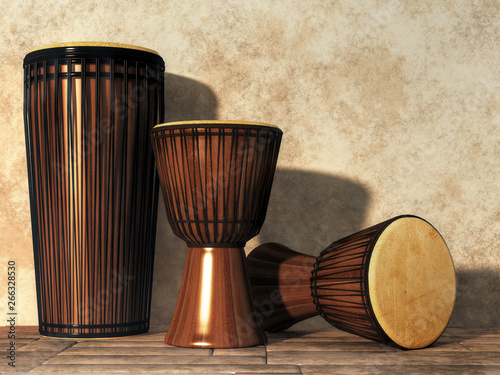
165;247;267;348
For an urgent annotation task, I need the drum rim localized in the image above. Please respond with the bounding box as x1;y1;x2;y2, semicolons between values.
28;42;160;55
152;120;280;131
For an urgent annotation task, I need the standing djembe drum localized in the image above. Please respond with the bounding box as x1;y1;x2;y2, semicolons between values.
151;120;282;348
23;42;164;337
247;215;456;349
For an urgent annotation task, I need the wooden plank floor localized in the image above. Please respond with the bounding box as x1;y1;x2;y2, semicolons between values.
1;326;499;374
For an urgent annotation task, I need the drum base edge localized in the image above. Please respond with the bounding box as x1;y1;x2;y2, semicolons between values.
39;328;149;339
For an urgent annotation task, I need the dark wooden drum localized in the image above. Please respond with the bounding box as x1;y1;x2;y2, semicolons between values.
23;42;164;338
247;215;456;349
151;120;282;348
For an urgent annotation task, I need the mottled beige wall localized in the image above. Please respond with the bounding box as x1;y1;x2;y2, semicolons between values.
1;1;498;328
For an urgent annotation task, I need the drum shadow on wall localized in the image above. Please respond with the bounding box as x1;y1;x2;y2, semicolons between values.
162;73;218;122
150;74;218;327
246;168;370;329
249;169;370;257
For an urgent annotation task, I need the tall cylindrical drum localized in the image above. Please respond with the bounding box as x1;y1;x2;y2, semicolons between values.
23;42;164;338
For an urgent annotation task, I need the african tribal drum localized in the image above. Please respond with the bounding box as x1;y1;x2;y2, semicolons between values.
151;120;282;348
247;215;456;349
23;42;164;337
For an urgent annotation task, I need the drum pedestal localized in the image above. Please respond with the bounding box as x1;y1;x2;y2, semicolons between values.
247;243;317;332
165;247;267;348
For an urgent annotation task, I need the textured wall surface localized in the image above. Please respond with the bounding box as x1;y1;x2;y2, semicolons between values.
1;0;498;328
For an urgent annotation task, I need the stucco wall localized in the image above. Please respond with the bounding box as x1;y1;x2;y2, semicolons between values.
1;0;498;328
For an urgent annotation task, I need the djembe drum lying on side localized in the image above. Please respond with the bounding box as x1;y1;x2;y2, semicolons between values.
23;42;164;337
151;120;282;348
247;215;456;349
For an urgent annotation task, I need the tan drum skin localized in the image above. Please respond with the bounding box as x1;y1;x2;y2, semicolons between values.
368;217;456;349
29;41;159;55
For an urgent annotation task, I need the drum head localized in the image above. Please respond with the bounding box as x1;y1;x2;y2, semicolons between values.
368;216;456;349
152;120;280;130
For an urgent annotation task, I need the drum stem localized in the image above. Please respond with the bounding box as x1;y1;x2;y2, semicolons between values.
165;247;267;348
246;243;318;332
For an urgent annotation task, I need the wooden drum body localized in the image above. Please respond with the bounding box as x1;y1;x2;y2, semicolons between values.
151;120;282;348
247;215;456;349
23;43;164;338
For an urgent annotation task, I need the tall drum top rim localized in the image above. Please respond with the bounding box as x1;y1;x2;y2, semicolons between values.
28;42;160;56
153;120;280;130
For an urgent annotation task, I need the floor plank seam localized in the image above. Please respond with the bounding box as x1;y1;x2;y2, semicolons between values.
41;343;71;366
